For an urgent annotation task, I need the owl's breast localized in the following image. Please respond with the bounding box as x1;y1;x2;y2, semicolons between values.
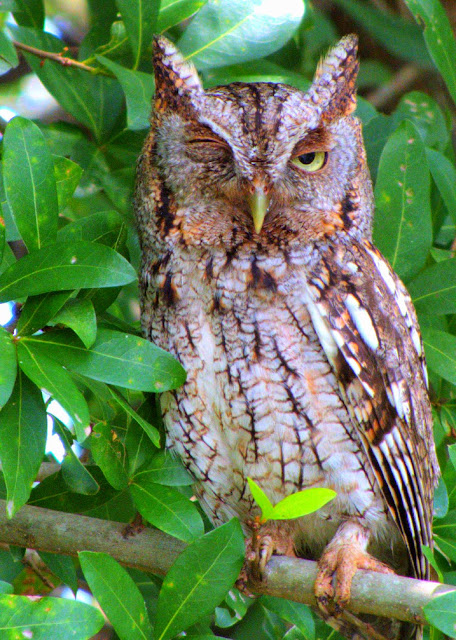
143;246;389;544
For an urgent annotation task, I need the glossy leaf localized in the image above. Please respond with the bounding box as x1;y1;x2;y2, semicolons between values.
424;591;456;638
261;596;315;639
157;0;207;33
178;0;305;70
0;241;136;303
154;519;245;640
90;421;128;490
373;120;432;281
0;594;104;639
53;416;99;493
16;291;73;337
130;476;203;541
333;0;431;67
57;210;127;246
0;370;47;517
97;56;154;130
0;327;17;410
3;116;58;252
408;259;456;315
28;328;186;392
17;339;90;441
107;385;160;446
138;451;194;486
421;327;456;387
52;298;97;349
393;91;449;151
0;31;18;74
115;0;159;69
79;551;153;640
12;0;44;28
38;551;78;594
0;216;4;266
54;156;83;212
247;477;274;521
427;148;456;224
404;0;456;106
270;488;336;521
12;27;123;142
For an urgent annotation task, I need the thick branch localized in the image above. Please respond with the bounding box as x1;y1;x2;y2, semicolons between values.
0;500;453;625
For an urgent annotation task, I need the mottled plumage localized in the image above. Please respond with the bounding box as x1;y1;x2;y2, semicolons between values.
135;34;439;640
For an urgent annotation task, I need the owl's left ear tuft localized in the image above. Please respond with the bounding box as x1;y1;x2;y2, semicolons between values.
308;34;359;121
153;36;203;114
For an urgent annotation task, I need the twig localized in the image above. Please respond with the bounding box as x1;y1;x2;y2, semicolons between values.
12;41;112;76
0;500;454;625
366;64;421;109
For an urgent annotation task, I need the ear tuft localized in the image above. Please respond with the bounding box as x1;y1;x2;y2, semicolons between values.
153;36;203;114
307;34;359;121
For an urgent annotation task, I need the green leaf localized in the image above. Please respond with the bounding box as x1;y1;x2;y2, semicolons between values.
90;421;128;490
54;156;83;212
130;476;203;542
107;385;160;446
97;56;154;131
53;416;99;493
38;551;78;594
16;291;73;337
12;0;44;28
260;596;315;639
157;0;207;33
333;0;431;68
0;216;4;266
3;117;58;252
154;519;244;640
139;450;194;486
404;0;456;106
11;27;123;142
52;298;97;349
373;120;432;281
424;591;456;638
115;0;159;69
28;328;186;392
393;91;449;151
0;241;136;303
0;327;17;410
270;488;336;521
17;339;90;441
247;477;274;521
408;258;456;315
0;594;104;639
0;370;47;518
57;210;127;246
427;148;456;224
177;0;305;70
0;31;18;74
79;551;153;640
421;327;456;387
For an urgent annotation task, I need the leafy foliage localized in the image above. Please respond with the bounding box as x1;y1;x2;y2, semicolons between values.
0;0;455;638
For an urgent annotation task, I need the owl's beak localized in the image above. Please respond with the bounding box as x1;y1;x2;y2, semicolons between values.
247;187;270;234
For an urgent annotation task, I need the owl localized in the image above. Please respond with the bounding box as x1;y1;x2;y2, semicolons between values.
135;34;439;640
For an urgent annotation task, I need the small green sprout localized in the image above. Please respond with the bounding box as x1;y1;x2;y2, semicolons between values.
247;477;336;523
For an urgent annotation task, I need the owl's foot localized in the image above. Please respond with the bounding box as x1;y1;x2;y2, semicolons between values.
236;518;296;592
315;521;394;617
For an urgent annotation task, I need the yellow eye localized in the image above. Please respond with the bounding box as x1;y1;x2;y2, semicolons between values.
292;151;327;172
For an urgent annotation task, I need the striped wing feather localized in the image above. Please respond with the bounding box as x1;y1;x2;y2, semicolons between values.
306;239;438;580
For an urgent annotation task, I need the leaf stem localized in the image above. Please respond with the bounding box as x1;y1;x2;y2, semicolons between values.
13;41;113;76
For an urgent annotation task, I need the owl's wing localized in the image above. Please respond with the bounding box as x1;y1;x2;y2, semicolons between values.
305;239;438;580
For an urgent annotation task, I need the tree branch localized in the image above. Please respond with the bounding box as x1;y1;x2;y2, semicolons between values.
0;500;453;625
13;41;111;76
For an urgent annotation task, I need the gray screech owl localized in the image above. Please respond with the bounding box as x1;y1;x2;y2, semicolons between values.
135;34;438;640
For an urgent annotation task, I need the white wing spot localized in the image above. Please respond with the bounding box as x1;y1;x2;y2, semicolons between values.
344;293;379;351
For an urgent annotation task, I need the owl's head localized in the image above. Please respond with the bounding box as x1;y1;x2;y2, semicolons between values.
144;35;373;249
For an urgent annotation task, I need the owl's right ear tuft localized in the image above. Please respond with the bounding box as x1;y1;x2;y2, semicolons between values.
153;36;203;114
